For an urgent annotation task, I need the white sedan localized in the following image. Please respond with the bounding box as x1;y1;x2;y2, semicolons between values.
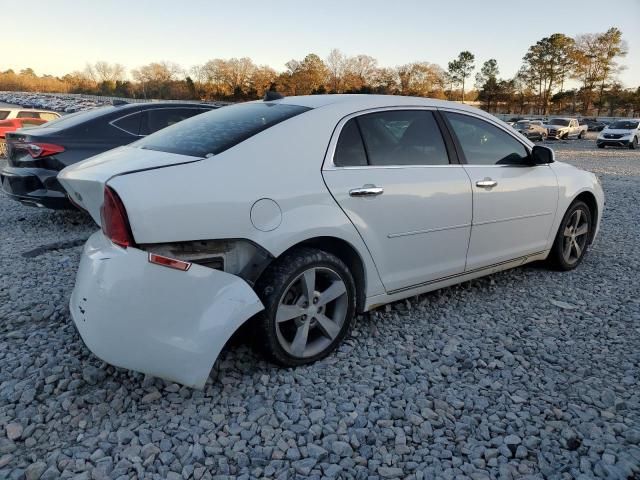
59;95;604;388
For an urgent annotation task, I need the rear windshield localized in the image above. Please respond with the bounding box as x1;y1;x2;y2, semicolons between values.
0;111;9;120
549;119;570;126
608;120;638;130
134;103;311;157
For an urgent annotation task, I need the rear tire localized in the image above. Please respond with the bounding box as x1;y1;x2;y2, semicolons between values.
254;247;357;367
598;144;605;149
578;131;584;139
547;201;592;271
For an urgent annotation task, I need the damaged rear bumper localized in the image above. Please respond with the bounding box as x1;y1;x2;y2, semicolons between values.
70;231;264;388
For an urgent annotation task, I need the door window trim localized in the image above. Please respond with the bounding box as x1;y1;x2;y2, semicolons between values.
323;106;461;170
438;108;544;168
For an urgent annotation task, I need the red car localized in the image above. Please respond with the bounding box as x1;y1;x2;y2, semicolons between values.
0;118;48;157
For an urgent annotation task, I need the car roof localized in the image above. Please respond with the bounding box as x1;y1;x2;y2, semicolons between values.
111;102;217;112
271;94;484;115
0;108;58;113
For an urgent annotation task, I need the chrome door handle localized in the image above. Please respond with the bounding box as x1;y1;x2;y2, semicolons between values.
476;178;498;188
349;185;384;197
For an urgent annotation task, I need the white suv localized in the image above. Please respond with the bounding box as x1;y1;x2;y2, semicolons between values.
0;108;60;121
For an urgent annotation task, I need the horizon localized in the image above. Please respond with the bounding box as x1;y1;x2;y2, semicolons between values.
1;0;639;88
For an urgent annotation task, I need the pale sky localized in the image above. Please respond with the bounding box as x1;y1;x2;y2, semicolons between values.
2;0;639;87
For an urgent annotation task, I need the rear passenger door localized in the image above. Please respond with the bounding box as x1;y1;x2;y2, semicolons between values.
322;109;473;293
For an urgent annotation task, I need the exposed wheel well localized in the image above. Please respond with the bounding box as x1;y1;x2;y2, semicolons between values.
573;191;598;244
279;237;367;313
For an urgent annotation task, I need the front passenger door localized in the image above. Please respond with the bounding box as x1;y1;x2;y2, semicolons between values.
442;111;558;271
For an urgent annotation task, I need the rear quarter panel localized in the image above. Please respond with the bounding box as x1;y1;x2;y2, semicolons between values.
107;106;386;297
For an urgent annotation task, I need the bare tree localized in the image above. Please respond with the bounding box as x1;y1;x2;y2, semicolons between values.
325;49;346;92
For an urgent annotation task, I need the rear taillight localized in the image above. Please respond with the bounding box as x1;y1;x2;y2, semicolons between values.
100;187;134;248
25;142;65;158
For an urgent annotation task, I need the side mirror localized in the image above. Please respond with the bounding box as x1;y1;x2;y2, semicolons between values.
531;145;554;165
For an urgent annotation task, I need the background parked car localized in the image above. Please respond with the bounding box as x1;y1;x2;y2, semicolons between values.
0;108;60;121
0;118;48;157
544;118;588;139
1;102;220;209
0;92;110;113
514;120;548;141
584;119;608;131
597;119;639;149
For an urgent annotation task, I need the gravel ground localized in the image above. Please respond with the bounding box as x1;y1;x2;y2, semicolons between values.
0;137;639;480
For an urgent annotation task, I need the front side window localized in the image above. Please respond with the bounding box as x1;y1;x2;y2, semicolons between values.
355;110;449;166
444;112;529;166
135;103;310;157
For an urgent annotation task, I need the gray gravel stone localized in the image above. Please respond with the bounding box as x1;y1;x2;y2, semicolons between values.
24;462;47;480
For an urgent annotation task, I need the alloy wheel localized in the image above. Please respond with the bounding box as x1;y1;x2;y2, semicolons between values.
275;267;348;358
562;209;590;264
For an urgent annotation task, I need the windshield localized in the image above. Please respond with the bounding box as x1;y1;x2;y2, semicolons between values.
134;102;311;157
548;119;570;126
608;120;639;130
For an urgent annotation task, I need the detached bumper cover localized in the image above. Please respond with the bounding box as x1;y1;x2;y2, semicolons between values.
70;231;264;388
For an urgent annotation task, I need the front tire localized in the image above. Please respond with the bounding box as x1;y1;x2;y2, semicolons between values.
254;247;357;367
630;137;637;150
547;201;592;271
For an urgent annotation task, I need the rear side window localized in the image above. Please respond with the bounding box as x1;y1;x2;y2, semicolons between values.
445;112;529;165
135;103;310;157
17;111;39;119
40;113;59;121
334;119;367;167
357;110;449;166
0;111;9;120
112;112;143;136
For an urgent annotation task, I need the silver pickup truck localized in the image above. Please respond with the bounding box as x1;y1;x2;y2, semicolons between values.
544;118;588;140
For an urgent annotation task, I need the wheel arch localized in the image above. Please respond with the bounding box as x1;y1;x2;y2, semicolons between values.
271;236;368;313
572;191;598;244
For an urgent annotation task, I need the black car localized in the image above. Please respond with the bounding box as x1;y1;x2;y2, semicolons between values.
584;120;607;132
1;102;219;209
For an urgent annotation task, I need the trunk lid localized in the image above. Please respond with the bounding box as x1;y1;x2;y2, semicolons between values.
58;145;202;224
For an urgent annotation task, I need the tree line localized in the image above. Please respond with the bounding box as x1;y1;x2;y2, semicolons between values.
1;27;637;116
